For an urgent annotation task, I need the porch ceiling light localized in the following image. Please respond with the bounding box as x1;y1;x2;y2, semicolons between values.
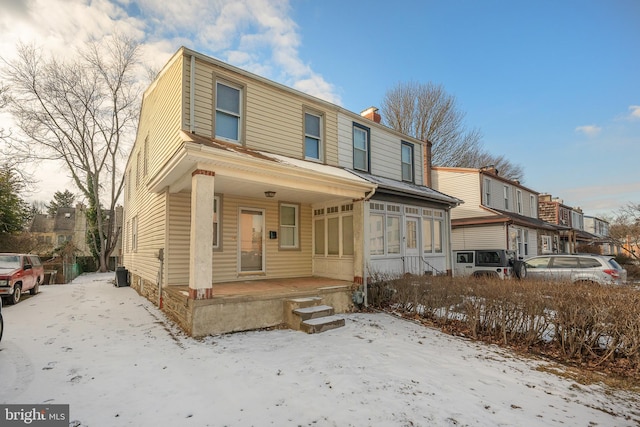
264;191;276;198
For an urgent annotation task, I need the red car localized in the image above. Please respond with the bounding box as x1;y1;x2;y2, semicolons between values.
0;253;45;305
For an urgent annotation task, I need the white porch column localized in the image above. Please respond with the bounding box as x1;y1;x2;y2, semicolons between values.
189;169;215;299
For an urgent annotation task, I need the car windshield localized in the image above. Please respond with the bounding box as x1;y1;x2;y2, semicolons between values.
0;255;20;269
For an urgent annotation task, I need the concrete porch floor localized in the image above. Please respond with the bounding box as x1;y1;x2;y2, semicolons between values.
162;276;354;301
158;277;356;337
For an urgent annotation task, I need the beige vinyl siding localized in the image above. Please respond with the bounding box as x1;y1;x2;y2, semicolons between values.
188;57;339;165
452;224;506;250
337;113;424;184
164;192;313;285
140;55;184;178
432;169;484;219
166;191;191;286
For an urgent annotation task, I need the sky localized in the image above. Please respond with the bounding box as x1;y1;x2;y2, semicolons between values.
1;272;638;426
0;0;638;218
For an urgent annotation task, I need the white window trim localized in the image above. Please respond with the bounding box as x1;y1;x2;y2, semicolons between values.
484;178;491;206
516;190;523;214
401;141;414;182
353;123;370;172
304;112;323;161
279;202;300;249
215;80;242;143
504;185;510;210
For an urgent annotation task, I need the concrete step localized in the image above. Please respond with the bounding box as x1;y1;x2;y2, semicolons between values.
301;315;345;334
293;304;334;321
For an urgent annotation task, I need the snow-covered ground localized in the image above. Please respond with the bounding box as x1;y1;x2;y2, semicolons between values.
1;272;638;426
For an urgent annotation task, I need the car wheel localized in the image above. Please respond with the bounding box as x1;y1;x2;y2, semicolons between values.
30;280;40;295
514;261;527;279
9;285;21;305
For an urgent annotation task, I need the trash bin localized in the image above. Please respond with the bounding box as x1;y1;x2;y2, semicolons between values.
115;266;129;287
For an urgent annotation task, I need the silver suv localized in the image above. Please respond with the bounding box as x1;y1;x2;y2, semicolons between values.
523;254;627;285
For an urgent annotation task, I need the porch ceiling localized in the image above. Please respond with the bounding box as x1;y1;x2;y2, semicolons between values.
147;132;376;203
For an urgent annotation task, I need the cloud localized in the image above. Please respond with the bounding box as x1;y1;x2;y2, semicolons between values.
575;125;602;137
629;105;640;120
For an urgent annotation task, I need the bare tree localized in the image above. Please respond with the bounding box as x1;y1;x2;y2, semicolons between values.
1;34;142;272
381;81;523;181
609;203;640;261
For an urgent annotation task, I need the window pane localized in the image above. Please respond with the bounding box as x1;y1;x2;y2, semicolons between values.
281;205;296;226
354;149;367;171
387;217;400;254
216;111;239;140
402;163;412;181
281;227;295;247
422;218;433;253
370;215;384;255
354;127;367;149
314;219;324;255
328;217;339;255
216;83;240;114
305;113;320;137
305;136;320;159
342;216;354;255
434;220;442;253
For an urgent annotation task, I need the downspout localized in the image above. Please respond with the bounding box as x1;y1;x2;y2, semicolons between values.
157;248;164;308
190;55;195;133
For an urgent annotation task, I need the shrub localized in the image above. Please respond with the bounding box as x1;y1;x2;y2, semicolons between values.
368;274;640;379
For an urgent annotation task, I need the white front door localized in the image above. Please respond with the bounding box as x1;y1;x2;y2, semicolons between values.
239;208;265;273
405;217;420;257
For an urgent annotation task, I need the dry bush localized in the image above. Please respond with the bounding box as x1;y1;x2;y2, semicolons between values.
369;274;640;378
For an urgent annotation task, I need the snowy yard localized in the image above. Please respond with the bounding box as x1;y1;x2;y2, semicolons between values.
0;272;638;426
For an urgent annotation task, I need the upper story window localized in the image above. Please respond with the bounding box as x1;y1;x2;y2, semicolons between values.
401;142;414;182
353;123;370;172
503;185;510;210
530;194;536;217
516;190;523;214
304;112;322;161
215;81;242;143
483;178;492;205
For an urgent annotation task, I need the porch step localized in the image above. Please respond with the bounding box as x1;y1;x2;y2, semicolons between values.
293;304;334;320
300;315;345;334
284;297;345;334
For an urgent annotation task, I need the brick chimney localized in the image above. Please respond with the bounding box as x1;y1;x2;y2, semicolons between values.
360;107;381;123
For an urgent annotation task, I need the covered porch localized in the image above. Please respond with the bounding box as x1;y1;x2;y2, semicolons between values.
156;277;355;337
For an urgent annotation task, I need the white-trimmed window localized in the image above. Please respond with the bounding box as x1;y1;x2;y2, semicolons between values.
530;194;536;217
516;190;523;214
504;185;510;210
213;196;221;249
131;215;138;252
215;81;242;143
542;235;552;254
386;216;401;254
314;204;354;257
423;209;444;254
484;178;491;205
280;203;299;249
353;123;370;172
304;112;322;161
369;214;384;255
401;142;414;182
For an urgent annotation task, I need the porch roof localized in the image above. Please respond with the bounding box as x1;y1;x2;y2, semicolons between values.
148;132;376;203
347;170;462;207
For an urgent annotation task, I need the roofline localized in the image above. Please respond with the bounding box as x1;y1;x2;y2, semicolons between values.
433;166;539;194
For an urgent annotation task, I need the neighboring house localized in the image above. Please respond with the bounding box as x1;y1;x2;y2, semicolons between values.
538;195;595;253
338;108;460;277
29;204;123;266
30;206;88;255
431;166;557;260
583;215;617;255
122;47;458;337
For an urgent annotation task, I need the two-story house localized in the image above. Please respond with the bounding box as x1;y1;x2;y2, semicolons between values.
584;215;617;254
431;166;557;260
123;47;457;337
538;194;596;253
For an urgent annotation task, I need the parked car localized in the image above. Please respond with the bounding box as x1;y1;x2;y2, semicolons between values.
453;249;526;279
523;254;627;285
0;253;45;305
